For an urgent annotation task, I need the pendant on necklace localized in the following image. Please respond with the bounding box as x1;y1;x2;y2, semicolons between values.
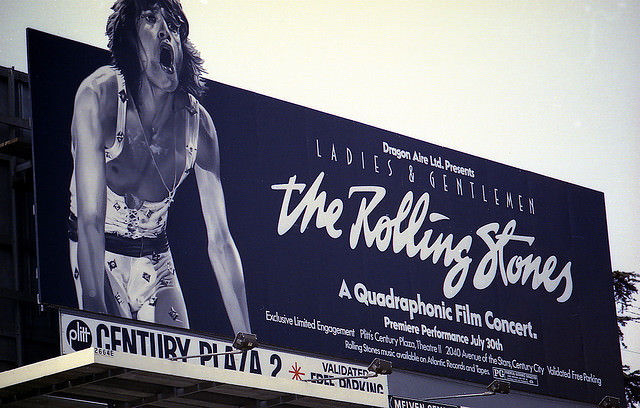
125;192;144;210
149;143;165;155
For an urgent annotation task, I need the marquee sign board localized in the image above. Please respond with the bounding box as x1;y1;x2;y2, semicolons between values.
29;30;623;404
2;341;388;407
59;309;389;403
389;396;458;408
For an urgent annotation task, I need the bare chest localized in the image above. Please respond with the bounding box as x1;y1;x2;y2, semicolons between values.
105;107;188;204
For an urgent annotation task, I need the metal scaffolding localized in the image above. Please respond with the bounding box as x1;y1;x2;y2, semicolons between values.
0;65;58;371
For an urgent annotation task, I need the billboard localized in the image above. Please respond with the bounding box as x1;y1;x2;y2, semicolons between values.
28;29;623;403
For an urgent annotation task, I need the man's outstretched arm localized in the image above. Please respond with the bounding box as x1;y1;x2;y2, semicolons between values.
72;75;109;313
195;106;251;334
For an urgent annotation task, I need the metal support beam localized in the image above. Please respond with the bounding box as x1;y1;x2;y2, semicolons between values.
0;114;31;130
116;380;219;408
1;368;128;406
259;394;301;408
9;154;22;366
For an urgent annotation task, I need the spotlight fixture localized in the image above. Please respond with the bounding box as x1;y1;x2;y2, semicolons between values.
302;358;392;382
486;380;510;394
598;396;621;408
421;380;510;402
232;332;258;351
368;358;393;375
168;332;258;361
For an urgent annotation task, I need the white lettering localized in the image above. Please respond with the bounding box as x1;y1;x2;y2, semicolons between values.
272;173;574;302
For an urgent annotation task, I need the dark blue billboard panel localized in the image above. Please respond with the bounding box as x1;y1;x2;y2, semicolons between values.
28;30;623;403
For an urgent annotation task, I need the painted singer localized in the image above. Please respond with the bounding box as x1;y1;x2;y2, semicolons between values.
68;0;250;333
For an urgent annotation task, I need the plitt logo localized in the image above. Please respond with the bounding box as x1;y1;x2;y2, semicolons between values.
66;319;92;351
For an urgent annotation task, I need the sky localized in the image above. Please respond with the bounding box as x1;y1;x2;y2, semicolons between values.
1;0;639;369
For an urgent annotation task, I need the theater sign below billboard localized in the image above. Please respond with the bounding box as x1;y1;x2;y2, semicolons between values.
29;30;623;404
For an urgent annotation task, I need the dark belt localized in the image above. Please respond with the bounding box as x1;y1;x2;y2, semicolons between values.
69;214;169;257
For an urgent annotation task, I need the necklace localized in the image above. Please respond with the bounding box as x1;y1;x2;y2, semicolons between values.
131;97;178;202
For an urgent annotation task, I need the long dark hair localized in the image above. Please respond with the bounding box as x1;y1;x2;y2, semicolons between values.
106;0;206;101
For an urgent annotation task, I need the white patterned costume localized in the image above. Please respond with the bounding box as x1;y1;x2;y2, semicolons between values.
69;69;200;328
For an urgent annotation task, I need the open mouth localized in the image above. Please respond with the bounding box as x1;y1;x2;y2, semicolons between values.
159;43;174;74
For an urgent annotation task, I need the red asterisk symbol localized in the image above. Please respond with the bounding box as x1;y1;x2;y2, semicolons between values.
289;362;305;380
